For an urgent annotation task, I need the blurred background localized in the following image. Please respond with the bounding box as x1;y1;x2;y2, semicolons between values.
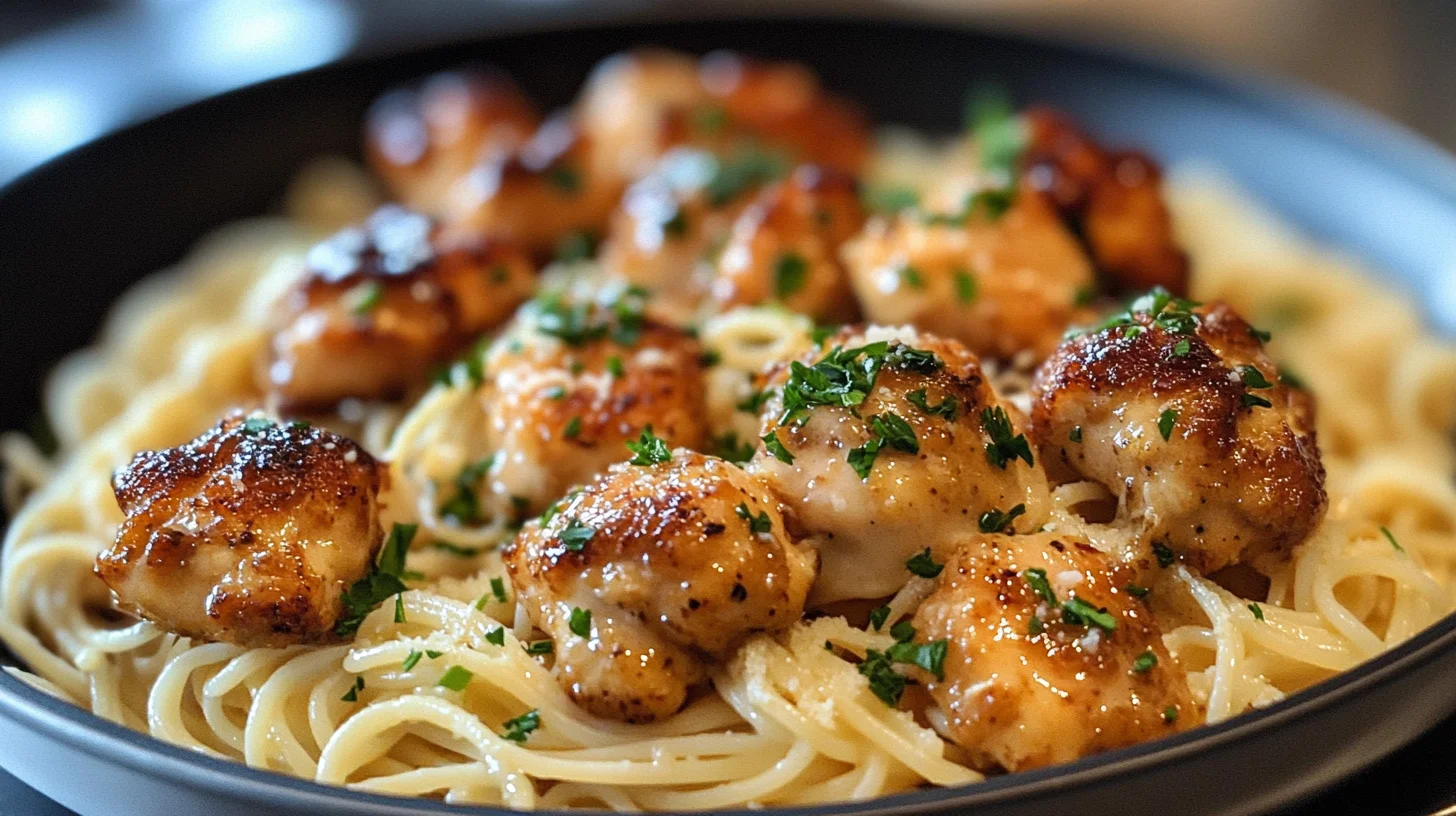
0;0;1453;184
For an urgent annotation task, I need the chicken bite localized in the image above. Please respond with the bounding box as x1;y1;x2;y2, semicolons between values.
746;326;1051;604
578;49;869;184
504;450;815;722
1030;292;1326;572
912;532;1197;772
710;164;864;323
1021;107;1190;296
266;205;534;410
841;181;1096;361
95;414;386;647
480;288;709;513
365;68;541;217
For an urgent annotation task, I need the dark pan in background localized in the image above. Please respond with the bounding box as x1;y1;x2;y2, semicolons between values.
0;10;1453;816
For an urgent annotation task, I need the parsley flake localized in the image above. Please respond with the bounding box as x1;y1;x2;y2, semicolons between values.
1132;650;1158;673
1248;602;1265;621
774;252;808;299
569;607;592;638
625;425;671;466
954;268;978;304
981;406;1034;469
905;548;944;578
501;709;541;743
437;665;473;691
762;431;795;464
906;388;957;421
736;503;772;534
340;676;364;702
979;503;1026;534
557;518;596;552
1380;526;1404;553
1158;409;1178;441
336;523;418;637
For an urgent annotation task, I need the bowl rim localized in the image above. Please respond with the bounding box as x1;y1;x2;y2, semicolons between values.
2;6;1455;815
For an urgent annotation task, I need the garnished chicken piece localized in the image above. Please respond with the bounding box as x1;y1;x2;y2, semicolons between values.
841;181;1096;361
480;288;709;513
578;50;869;184
94;414;386;647
1031;291;1326;572
1021;107;1189;295
446;115;623;258
746;326;1050;604
365;69;541;216
599;147;768;313
912;532;1197;772
505;449;815;722
266;205;533;409
711;164;864;322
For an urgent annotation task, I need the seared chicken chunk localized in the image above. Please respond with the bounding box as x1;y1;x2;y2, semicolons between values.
95;414;386;647
599;147;764;313
365;68;541;217
578;50;869;184
711;164;864;322
912;532;1196;772
1031;293;1326;572
1021;107;1189;295
266;205;533;409
446;114;623;257
481;289;709;513
746;327;1050;604
505;450;815;722
841;181;1095;361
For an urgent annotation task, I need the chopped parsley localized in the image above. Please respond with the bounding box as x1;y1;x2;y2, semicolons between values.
533;285;647;347
241;416;273;435
501;709;541;743
562;416;582;439
1069;425;1083;443
1022;568;1058;606
857;649;907;705
340;676;364;702
1125;584;1150;598
426;649;443;659
1279;366;1307;390
885;638;948;681
809;324;839;346
862;185;920;215
776;341;941;427
906;387;958;421
978;503;1026;534
439;456;495;526
736;503;772;534
1163;705;1179;723
402;650;424;672
485;627;506;646
568;607;592;638
713;431;756;464
1089;287;1201;340
1153;542;1176;568
775;252;808;299
491;576;508;603
1132;650;1158;673
704;145;788;207
1240;393;1273;410
345;280;384;316
905;548;944;579
523;640;554;656
1172;338;1192;357
557;518;596;552
625;425;671;466
965;84;1024;177
1249;325;1273;343
847;412;920;479
336;523;418;637
899;265;925;290
436;666;473;691
868;605;891;631
857;620;951;706
737;389;771;414
1380;526;1404;553
1158;409;1178;441
1060;597;1118;631
394;593;407;623
762;431;795;464
1248;603;1265;621
1239;365;1274;389
606;356;625;378
889;620;916;642
981;406;1034;469
553;230;597;264
954;269;978;304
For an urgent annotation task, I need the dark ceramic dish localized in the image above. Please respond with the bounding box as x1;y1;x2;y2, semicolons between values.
1;10;1454;816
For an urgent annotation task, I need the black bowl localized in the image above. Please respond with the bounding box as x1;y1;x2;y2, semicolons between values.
1;10;1454;816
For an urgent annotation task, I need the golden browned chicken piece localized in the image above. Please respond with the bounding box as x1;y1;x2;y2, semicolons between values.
481;288;709;513
746;327;1050;604
578;50;869;184
95;414;386;647
446;114;623;258
598;147;764;312
841;181;1096;361
266;205;534;410
365;68;541;217
912;532;1197;772
505;450;815;722
1031;292;1326;573
711;164;864;323
1021;107;1190;296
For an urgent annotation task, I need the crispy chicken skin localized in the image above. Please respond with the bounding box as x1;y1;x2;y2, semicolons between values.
95;414;386;647
365;69;541;217
266;205;534;410
504;450;815;722
912;532;1197;772
446;114;623;257
747;327;1051;604
1021;107;1190;296
1031;297;1326;572
711;165;865;322
841;181;1096;361
482;302;709;513
578;50;869;184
